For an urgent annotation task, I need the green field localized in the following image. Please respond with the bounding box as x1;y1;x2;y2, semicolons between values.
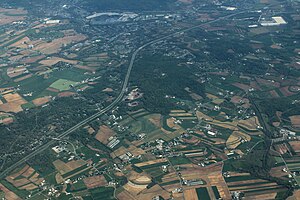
0;191;5;199
66;180;87;192
138;162;169;170
89;187;116;200
162;116;177;132
44;172;57;185
169;156;191;166
196;187;211;200
160;179;180;186
225;175;258;183
120;112;174;142
16;76;56;100
144;167;165;182
21;102;36;109
10;66;90;100
51;68;89;82
50;79;78;91
287;162;300;172
294;176;300;185
62;165;89;178
212;186;221;199
274;156;285;167
227;181;270;188
145;129;173;142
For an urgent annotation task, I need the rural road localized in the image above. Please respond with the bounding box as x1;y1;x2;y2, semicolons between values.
0;10;247;178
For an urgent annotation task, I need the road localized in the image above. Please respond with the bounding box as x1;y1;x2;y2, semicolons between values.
0;11;247;178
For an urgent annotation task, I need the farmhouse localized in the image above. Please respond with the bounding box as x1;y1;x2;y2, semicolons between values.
207;130;217;136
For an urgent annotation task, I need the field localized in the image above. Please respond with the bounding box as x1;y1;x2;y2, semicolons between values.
0;183;21;200
32;96;51;106
49;79;77;91
290;115;300;129
185;186;220;200
0;92;27;113
7;66;28;78
58;91;75;97
121;172;153;195
95;125;116;145
169;156;192;166
166;117;181;130
0;1;298;199
83;175;107;189
14;74;33;82
279;86;296;97
135;158;168;168
168;163;231;199
119;184;170;200
0;14;96;117
207;172;230;199
287;161;300;172
0;7;27;26
226;131;251;149
184;188;199;200
88;187;115;200
39;57;78;66
170;112;193;117
225;172;287;199
123;181;147;195
32;34;86;55
127;171;151;185
196;111;213;121
111;145;145;158
238;116;261;131
0;113;13;124
5;164;44;193
165;110;197;130
289;141;300;153
52;159;88;178
196;187;210;200
6;66;90;103
148;113;162;127
232;83;251;91
119;110;180;142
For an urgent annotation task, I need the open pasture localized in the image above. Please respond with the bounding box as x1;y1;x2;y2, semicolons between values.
49;79;77;91
120;112;177;142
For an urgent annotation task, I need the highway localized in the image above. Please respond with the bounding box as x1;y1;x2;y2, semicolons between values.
0;11;247;178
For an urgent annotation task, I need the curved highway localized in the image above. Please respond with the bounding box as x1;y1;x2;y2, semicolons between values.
0;11;247;178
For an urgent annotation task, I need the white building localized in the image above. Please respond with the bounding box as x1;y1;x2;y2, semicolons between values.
260;16;287;26
207;131;217;136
